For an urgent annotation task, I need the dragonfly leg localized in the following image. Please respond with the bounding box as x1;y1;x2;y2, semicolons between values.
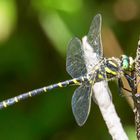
118;78;132;97
118;78;124;96
124;73;136;91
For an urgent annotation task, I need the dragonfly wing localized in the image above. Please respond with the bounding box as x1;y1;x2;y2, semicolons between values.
72;84;92;126
66;37;87;78
87;14;103;59
82;14;103;73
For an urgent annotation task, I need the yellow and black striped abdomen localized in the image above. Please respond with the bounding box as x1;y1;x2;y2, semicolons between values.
0;76;87;109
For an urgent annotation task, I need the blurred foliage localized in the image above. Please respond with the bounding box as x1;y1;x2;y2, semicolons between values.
0;0;139;139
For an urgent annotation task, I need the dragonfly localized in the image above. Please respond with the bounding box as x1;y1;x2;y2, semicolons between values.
0;14;135;126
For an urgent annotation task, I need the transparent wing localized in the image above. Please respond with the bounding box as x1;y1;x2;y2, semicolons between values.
72;84;92;126
87;14;103;59
66;37;87;78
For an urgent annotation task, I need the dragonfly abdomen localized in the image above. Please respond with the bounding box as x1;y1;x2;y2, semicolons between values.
0;76;88;109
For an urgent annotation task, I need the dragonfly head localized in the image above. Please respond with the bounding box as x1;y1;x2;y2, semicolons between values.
121;55;135;71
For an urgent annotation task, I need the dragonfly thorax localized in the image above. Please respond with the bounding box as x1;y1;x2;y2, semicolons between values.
87;58;121;83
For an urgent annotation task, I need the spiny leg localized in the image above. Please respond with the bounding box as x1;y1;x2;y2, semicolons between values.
117;78;132;97
118;78;124;96
118;72;138;97
124;73;136;91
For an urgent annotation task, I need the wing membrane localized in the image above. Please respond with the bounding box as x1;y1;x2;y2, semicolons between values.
66;37;87;78
72;84;92;126
87;14;103;59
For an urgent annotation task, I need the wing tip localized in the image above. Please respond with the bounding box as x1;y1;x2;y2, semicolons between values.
73;113;87;126
94;13;102;22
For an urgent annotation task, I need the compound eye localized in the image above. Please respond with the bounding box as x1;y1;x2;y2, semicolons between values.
122;62;129;70
121;55;129;70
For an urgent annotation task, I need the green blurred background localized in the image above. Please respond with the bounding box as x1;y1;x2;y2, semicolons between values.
0;0;140;139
